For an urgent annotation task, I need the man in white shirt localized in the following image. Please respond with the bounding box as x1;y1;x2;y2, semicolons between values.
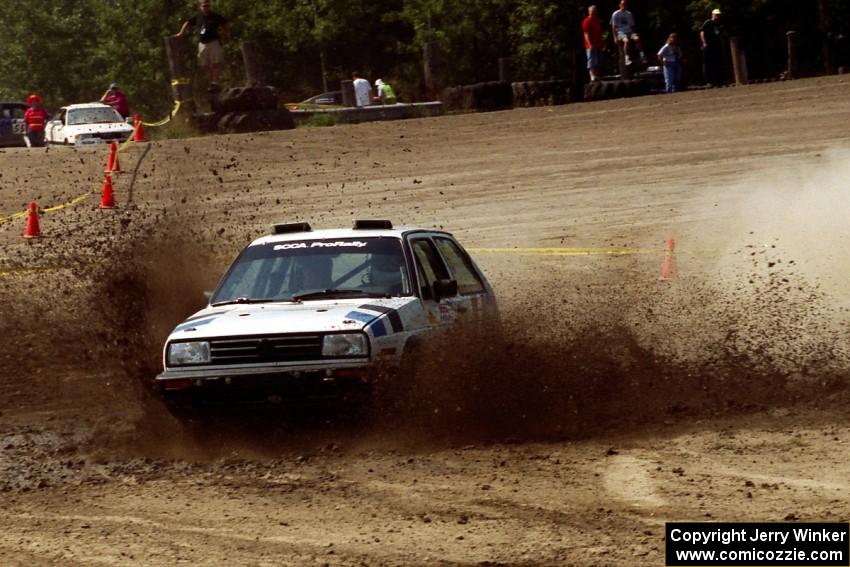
610;0;646;65
352;71;371;107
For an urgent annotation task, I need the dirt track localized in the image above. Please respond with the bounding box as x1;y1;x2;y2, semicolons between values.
1;76;850;565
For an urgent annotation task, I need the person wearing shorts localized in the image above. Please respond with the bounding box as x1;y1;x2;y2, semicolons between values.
582;5;604;81
175;0;229;84
610;0;646;66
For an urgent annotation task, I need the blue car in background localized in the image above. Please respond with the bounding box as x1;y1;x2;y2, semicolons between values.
0;102;28;147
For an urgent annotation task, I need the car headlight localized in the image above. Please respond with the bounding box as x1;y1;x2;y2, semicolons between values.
167;341;211;365
322;333;368;357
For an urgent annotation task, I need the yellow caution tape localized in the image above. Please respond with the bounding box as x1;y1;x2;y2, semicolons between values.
0;193;94;227
141;100;182;128
170;78;191;86
43;193;91;213
0;210;29;225
0;266;64;277
468;247;649;256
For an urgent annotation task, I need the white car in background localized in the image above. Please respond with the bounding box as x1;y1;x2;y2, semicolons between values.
156;220;499;415
45;103;133;145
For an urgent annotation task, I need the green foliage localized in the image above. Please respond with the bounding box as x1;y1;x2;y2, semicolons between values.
301;112;339;127
0;0;848;114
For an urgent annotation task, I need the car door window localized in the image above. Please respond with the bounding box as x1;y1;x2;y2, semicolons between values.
434;238;485;295
411;239;449;299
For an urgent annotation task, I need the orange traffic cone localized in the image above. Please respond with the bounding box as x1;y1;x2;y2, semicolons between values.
658;238;676;281
104;141;116;172
100;174;116;209
132;114;146;142
104;140;123;173
23;202;41;239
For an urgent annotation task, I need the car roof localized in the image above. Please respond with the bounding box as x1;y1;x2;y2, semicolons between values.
62;103;113;111
0;101;27;106
250;227;452;246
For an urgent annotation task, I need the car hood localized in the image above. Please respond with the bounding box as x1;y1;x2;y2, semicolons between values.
167;297;415;340
64;123;133;135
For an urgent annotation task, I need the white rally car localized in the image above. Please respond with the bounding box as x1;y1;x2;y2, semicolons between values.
45;103;133;145
157;220;498;412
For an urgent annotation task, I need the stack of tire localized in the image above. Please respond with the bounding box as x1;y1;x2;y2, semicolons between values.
582;79;650;102
441;81;514;112
511;80;570;107
212;86;294;133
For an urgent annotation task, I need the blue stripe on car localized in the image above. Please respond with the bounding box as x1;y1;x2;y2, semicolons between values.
345;310;377;323
370;318;388;337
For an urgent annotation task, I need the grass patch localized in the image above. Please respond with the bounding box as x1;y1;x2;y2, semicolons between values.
300;113;339;128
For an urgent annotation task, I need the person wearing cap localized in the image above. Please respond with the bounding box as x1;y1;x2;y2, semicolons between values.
23;94;50;148
701;8;725;87
175;0;229;85
100;83;131;118
352;71;371;107
373;79;397;104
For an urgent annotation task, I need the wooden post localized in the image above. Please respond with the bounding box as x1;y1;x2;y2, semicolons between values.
341;80;355;107
786;31;798;79
498;57;513;83
423;41;443;100
164;35;195;117
729;37;748;85
241;41;265;87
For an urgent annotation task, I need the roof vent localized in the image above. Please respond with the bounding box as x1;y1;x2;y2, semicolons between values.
353;219;393;230
272;222;312;234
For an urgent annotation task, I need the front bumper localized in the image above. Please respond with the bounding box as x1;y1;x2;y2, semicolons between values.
157;361;373;405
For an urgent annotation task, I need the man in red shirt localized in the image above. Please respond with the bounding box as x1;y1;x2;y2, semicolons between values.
23;94;49;148
100;83;131;118
582;5;605;82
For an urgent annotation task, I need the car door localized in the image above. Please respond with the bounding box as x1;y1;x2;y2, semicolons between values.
0;104;26;147
46;109;65;143
9;105;26;143
409;236;465;328
0;105;13;146
432;236;492;322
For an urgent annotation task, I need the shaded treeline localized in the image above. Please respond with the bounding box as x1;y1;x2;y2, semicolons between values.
0;0;847;115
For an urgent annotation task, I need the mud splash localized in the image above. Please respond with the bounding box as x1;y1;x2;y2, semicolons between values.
1;219;848;458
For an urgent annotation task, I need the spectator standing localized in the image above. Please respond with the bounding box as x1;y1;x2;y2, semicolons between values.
657;33;684;93
352;72;371;107
175;0;229;85
582;5;605;81
374;79;397;104
23;94;49;148
701;8;725;86
100;83;130;118
610;0;646;66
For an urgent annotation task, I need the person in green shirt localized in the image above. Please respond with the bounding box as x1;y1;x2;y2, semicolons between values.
374;79;397;104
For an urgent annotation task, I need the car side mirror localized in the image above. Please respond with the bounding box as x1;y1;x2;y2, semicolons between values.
433;278;458;301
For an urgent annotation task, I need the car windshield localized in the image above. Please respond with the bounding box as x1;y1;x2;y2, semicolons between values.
211;237;411;305
67;107;123;126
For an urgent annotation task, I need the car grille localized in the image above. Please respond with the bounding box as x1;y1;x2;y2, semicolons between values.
209;334;323;365
96;132;125;140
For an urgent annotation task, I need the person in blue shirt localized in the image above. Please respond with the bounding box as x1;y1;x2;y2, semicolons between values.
657;33;684;93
